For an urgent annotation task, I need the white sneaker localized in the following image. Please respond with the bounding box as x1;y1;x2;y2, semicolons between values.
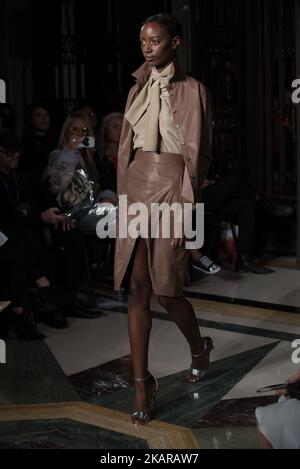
192;255;221;275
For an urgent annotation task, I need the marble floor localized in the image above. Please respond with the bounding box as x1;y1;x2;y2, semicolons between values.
0;262;299;449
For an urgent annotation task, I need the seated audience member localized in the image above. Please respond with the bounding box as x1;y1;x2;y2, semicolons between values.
42;111;117;235
77;101;99;137
256;370;300;449
0;128;68;338
96;112;124;193
42;112;118;316
0;102;17;130
0;225;45;340
40;206;103;319
201;174;273;274
0;239;45;340
20;104;57;187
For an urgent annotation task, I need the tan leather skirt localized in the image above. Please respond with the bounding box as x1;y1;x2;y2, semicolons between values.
114;150;189;297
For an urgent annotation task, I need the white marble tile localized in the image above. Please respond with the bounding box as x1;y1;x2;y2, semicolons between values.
42;312;131;376
223;341;299;400
187;267;300;307
41;310;275;380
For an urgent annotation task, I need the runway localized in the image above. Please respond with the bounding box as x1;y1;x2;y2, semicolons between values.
1;261;299;449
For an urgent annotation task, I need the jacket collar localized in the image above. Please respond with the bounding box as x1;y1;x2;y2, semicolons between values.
132;59;186;87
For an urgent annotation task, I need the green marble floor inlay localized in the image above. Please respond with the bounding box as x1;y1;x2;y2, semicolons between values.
95;342;279;427
0;341;79;405
193;426;259;449
0;418;148;449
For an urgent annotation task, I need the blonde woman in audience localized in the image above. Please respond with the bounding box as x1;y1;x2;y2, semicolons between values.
43;111;117;233
96;112;124;193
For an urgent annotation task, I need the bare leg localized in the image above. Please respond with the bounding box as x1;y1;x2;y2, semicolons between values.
158;295;212;374
127;239;154;419
189;249;202;262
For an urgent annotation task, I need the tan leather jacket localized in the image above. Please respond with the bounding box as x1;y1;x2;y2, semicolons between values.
117;61;213;204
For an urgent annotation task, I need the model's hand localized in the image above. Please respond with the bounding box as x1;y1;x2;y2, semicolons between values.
171;212;187;249
171;236;185;249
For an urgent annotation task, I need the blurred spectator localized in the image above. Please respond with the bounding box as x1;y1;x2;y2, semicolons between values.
201;174;274;274
40;206;101;319
256;370;300;449
0;102;17;130
41;111;118;318
96;112;124;193
0;128;68;338
77;100;99;137
42;110;117;233
20;104;57;186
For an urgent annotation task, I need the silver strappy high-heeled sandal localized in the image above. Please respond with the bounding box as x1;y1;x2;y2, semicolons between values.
131;373;158;425
188;337;214;383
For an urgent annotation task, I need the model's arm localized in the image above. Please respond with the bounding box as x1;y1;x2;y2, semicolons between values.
200;85;213;157
117;85;138;196
197;85;213;191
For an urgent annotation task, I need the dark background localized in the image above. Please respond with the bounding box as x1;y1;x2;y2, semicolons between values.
1;0;300;257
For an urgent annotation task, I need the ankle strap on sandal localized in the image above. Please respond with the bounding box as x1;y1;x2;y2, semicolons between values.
134;373;151;382
192;337;214;358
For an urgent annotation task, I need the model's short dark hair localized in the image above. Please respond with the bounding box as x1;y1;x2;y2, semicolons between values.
141;13;183;39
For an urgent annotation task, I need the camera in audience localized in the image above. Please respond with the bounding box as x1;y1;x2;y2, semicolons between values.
78;136;95;149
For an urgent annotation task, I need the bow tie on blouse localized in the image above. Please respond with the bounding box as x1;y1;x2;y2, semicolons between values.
125;63;174;152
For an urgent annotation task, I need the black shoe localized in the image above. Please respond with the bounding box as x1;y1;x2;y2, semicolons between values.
36;310;68;329
192;255;221;275
235;254;274;275
7;311;45;341
20;327;46;341
31;286;57;313
32;287;69;329
62;301;103;319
